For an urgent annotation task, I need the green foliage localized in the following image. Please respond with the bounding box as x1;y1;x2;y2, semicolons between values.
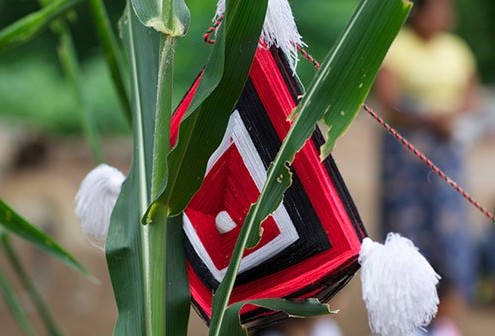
0;267;36;336
456;0;495;82
0;198;89;277
107;0;272;334
1;0;494;134
106;3;192;335
148;0;269;218
88;0;132;124
0;55;126;134
106;5;162;334
0;0;82;51
57;22;105;163
220;299;336;335
0;0;412;334
1;235;64;336
291;0;360;84
165;215;190;335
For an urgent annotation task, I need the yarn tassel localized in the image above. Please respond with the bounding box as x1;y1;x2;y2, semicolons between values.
75;164;125;251
215;0;305;70
359;233;440;336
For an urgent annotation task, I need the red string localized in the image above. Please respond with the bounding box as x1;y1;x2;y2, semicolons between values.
363;104;494;223
296;45;320;70
202;20;495;224
203;15;321;73
300;48;494;223
203;15;224;44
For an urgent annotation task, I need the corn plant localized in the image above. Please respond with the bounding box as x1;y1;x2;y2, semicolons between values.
0;0;411;335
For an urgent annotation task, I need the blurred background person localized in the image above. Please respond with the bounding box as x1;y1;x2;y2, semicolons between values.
375;0;479;335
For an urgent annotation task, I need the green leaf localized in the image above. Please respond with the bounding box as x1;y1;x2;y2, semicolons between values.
220;299;336;336
106;4;190;336
147;0;269;219
131;0;190;35
57;24;105;164
0;0;82;51
0;198;89;277
31;0;104;164
0;268;36;336
314;0;413;157
88;0;132;125
1;235;64;336
209;0;411;334
166;215;190;336
106;4;160;334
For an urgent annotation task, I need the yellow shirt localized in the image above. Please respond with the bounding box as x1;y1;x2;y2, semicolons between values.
383;28;476;115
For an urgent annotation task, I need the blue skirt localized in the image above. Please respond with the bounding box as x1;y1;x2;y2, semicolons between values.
381;129;475;298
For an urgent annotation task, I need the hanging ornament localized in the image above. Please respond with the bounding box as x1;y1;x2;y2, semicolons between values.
173;45;366;327
75;3;442;333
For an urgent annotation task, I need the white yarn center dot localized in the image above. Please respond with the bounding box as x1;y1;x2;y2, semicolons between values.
215;211;237;234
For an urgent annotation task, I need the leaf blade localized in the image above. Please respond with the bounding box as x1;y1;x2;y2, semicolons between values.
0;198;89;277
220;299;336;336
0;0;82;51
105;4;191;336
1;235;64;336
314;0;413;157
88;0;132;125
166;215;190;336
57;24;105;164
106;4;161;334
0;268;36;336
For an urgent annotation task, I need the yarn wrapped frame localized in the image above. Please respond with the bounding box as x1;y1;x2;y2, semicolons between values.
172;46;367;328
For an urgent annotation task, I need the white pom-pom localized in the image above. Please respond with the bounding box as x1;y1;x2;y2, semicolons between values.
359;233;440;336
215;0;304;70
75;164;125;251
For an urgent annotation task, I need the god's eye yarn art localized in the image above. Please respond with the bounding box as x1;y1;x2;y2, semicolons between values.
75;1;494;335
172;46;366;325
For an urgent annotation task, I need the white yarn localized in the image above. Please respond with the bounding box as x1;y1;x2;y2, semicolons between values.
359;233;440;336
75;164;125;251
215;211;237;234
215;0;304;70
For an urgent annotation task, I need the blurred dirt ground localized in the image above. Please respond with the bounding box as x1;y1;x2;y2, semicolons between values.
0;113;494;335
